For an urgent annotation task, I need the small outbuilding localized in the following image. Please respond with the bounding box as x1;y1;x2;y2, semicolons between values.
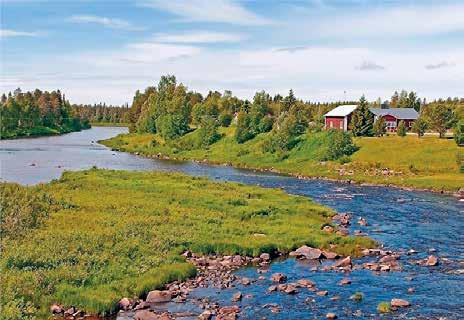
324;105;358;131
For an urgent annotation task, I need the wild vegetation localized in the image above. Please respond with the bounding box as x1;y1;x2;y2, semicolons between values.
0;88;90;139
0;169;374;318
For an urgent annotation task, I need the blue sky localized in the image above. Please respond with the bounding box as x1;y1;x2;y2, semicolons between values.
1;0;463;104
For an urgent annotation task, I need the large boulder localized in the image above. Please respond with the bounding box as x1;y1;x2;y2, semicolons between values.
271;273;287;283
333;256;352;268
391;299;410;308
50;304;63;314
146;290;172;303
290;245;323;259
134;310;159;320
259;253;271;261
118;297;132;310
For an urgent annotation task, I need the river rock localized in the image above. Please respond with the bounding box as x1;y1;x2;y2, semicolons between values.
291;245;323;259
241;277;251;285
297;279;315;288
426;255;439;266
334;256;352;268
379;254;399;263
358;217;368;226
283;284;298;294
118;297;132;310
50;304;63;314
268;285;278;292
135;310;159;320
322;225;335;233
217;306;240;320
64;307;76;316
232;292;242;302
326;313;338;319
260;253;271;261
317;290;328;296
338;278;351;285
322;250;339;259
271;273;287;283
146;290;172;303
391;298;410;308
198;310;213;320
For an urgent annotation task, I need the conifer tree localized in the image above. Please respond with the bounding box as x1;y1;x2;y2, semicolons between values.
350;95;374;136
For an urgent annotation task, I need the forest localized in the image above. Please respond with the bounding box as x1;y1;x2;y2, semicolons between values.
0;89;90;139
72;103;130;125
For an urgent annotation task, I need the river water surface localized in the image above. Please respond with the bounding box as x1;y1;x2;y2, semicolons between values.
1;127;463;319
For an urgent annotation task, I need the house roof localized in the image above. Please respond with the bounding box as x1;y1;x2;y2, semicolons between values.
369;108;419;120
324;105;358;117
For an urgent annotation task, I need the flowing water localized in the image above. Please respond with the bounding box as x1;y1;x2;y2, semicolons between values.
1;127;463;319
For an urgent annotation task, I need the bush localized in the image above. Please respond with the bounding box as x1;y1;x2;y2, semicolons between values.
397;120;407;137
263;114;301;153
377;301;391;313
322;129;358;161
412;117;428;138
218;113;233;127
196;117;221;148
155;114;189;140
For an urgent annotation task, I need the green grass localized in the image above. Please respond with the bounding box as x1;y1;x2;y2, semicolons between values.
101;127;464;192
0;169;374;318
377;301;391;313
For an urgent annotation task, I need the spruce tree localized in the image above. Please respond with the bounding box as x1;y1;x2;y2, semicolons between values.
397;120;407;137
350;95;374;136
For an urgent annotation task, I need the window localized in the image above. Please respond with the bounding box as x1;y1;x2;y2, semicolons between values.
386;121;396;128
330;121;333;128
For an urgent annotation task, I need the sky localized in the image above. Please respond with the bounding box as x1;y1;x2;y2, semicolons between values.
1;0;463;105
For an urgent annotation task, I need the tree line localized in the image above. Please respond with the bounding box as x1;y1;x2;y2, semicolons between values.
0;88;90;139
72;103;130;124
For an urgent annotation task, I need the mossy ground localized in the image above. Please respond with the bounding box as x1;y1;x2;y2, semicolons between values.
101;127;463;192
1;169;374;318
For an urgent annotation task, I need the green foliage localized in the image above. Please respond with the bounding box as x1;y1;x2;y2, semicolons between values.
412;117;428;138
263;113;302;153
351;292;364;302
397;120;407;137
377;301;391;313
321;129;358;161
155;114;189;140
455;120;464;146
350;95;374;136
0;170;374;316
72;104;130;124
235;112;255;143
0;183;52;240
218;112;233;127
0;88;88;139
423;104;456;138
373;117;386;137
196;117;221;148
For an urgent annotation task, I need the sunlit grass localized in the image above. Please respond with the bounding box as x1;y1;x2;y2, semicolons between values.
1;169;374;317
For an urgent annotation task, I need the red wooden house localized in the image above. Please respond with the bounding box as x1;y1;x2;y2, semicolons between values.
324;105;419;132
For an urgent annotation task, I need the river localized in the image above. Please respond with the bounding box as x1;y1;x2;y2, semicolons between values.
1;127;463;319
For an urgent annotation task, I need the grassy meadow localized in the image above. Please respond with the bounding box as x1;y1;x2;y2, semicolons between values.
101;127;464;192
0;169;374;318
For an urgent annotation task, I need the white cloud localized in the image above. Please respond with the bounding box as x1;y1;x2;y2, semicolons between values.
154;31;244;44
425;61;456;70
68;15;142;31
0;29;40;37
138;0;271;25
312;3;464;38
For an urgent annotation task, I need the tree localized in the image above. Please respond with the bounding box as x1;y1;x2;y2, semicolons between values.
390;91;399;108
235;112;254;143
373;117;386;137
155;114;189;140
397;120;407;137
406;91;421;111
323;129;358;161
454;120;464;146
424;104;455;138
350;95;374;136
412;117;428;138
196;117;221;147
218;112;232;127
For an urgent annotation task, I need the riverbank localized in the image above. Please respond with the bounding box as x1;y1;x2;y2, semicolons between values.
90;122;130;127
1;169;374;318
100;128;463;193
0;124;91;140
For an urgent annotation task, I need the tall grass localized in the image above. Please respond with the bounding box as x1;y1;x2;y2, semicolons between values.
0;169;374;318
